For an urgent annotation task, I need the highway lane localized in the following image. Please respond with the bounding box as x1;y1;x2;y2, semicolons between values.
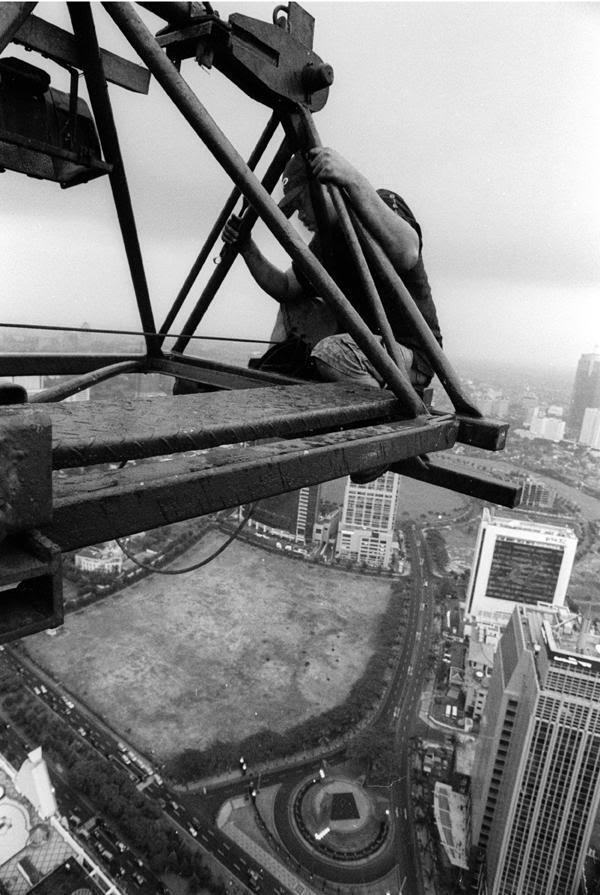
0;649;278;895
390;524;436;895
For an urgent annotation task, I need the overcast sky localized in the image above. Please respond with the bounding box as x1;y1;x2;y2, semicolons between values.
3;1;599;375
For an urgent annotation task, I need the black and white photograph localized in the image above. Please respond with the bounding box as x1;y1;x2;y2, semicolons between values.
0;2;599;894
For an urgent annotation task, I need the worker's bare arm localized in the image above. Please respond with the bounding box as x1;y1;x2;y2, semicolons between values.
307;147;420;271
222;215;304;303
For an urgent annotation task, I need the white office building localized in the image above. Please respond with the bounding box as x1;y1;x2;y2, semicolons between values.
466;509;577;621
336;471;400;568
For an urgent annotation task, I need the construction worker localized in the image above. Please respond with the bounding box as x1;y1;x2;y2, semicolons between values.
222;146;442;390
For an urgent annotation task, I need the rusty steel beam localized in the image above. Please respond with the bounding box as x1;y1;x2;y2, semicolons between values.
68;2;159;357
0;353;145;377
451;413;508;452
159;111;280;345
42;381;422;469
103;2;425;412
46;415;459;551
13;13;150;93
151;354;300;390
0;405;52;537
350;209;482;419
172;135;293;353
392;456;521;508
0;531;63;643
299;108;411;380
0;2;36;54
136;2;207;27
30;360;148;404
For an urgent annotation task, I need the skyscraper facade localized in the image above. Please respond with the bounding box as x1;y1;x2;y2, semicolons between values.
579;407;600;449
568;351;600;437
466;509;577;621
336;472;400;567
471;605;600;895
249;485;321;544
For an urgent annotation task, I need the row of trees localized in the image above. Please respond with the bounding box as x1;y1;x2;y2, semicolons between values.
166;580;412;783
0;676;221;892
423;529;450;575
63;519;212;608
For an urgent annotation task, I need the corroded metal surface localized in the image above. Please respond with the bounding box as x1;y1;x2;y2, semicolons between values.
392;456;521;507
45;382;414;468
13;13;151;93
0;530;63;643
0;405;52;538
47;415;459;551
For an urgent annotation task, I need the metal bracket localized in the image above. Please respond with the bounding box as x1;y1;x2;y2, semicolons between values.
155;3;333;111
0;405;52;539
0;530;63;642
0;405;61;640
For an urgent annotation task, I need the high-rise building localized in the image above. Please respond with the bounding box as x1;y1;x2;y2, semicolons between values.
336;471;400;567
579;407;600;449
0;746;124;893
568;351;600;436
518;477;555;511
466;509;577;621
471;605;600;895
248;485;321;544
529;409;565;443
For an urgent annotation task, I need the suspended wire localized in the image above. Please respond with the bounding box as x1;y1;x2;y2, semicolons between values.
115;506;256;575
0;321;273;345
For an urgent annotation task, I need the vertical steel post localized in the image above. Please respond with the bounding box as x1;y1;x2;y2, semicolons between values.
104;2;425;413
159;112;280;347
350;211;482;417
68;2;160;357
299;107;412;381
171;136;293;354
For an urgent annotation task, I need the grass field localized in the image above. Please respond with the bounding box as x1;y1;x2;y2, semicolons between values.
24;532;391;761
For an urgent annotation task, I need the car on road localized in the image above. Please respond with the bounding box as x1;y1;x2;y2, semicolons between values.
248;870;261;892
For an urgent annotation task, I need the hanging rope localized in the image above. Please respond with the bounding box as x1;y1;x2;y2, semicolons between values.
115;506;256;575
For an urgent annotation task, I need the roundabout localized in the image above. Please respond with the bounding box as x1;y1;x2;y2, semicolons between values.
272;768;398;883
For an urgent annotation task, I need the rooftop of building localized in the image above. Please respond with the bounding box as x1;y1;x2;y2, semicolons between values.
467;635;496;669
486;507;577;540
0;749;119;895
519;605;600;664
433;783;469;870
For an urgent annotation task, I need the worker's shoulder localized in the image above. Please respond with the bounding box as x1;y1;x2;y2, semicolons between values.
377;188;413;217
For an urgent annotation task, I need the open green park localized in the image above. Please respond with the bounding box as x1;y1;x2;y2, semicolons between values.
24;531;393;762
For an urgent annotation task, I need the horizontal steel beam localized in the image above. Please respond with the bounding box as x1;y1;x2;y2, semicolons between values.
452;413;508;452
392;456;521;508
13;13;151;93
151;354;301;390
46;415;459;551
0;353;146;377
30;360;148;403
43;382;421;468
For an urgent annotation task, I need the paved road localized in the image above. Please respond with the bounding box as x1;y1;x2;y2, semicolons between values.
390;524;435;895
6;528;439;895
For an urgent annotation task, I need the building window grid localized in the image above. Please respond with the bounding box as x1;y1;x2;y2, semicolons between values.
523;726;584;894
480;706;516;850
552;735;600;894
500;720;553;893
546;668;600;702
